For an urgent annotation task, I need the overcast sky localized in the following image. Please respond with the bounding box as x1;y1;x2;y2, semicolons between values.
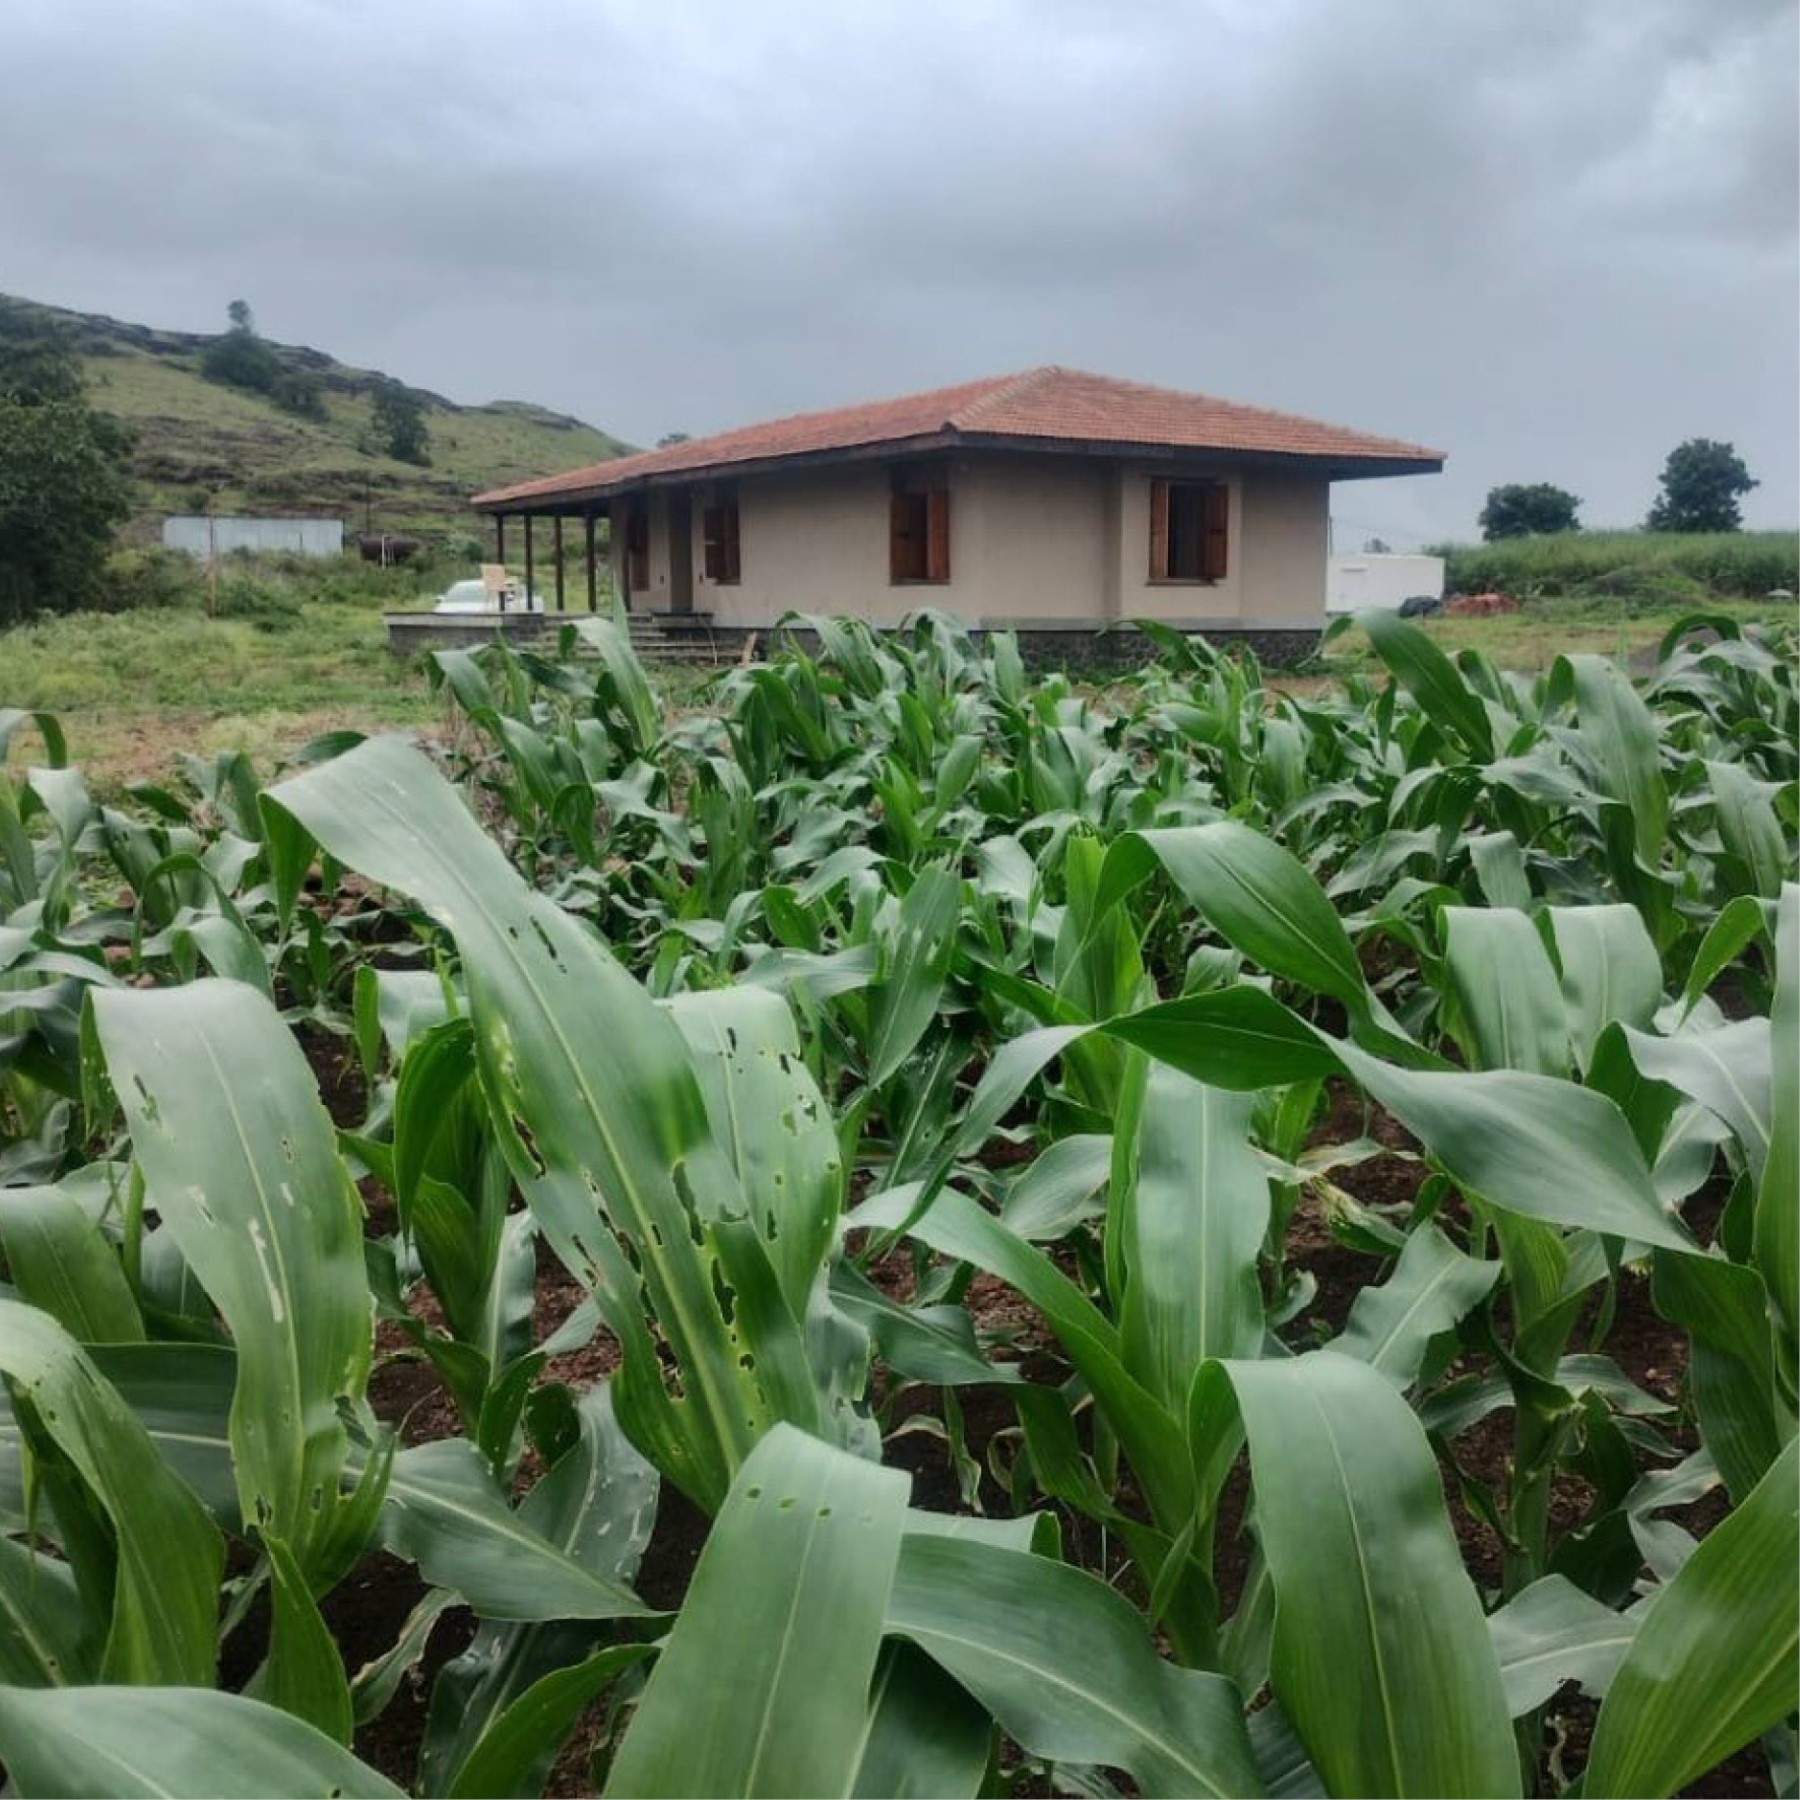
3;0;1794;544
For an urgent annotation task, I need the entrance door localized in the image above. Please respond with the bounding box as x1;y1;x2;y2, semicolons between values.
667;489;694;615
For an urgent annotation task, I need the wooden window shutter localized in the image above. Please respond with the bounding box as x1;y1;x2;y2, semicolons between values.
890;492;909;584
926;487;950;582
1202;484;1228;580
724;502;741;584
1149;479;1170;580
701;505;722;580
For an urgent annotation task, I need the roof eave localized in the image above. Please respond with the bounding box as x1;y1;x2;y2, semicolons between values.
472;430;964;513
1310;455;1445;481
472;431;1445;512
948;431;1444;479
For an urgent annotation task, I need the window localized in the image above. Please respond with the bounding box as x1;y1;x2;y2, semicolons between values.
889;475;950;584
702;493;741;584
1149;479;1227;582
624;505;649;594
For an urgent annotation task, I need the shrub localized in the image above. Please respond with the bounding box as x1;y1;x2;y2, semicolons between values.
96;545;201;613
1438;529;1797;602
213;572;302;631
269;368;327;421
303;552;444;608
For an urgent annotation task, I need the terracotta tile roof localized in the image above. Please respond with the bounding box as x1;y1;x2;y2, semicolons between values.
474;366;1444;508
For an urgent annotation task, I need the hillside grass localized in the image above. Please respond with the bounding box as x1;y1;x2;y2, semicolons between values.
86;343;628;543
0;289;633;544
1434;529;1797;605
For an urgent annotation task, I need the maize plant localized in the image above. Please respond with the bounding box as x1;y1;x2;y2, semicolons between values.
0;610;1793;1798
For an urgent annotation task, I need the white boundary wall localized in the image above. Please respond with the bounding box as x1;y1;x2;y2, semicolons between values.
1326;553;1445;614
162;517;344;559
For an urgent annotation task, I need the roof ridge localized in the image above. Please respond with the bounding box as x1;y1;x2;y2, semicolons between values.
949;366;1058;429
1017;365;1436;457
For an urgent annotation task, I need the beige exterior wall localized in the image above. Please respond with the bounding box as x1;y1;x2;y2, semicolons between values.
627;454;1328;629
692;462;902;624
951;455;1111;622
1239;472;1329;624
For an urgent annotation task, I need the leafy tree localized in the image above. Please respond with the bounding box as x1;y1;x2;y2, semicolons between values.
0;301;134;622
656;430;692;447
1646;439;1758;533
200;301;320;418
201;300;280;396
1478;483;1581;540
371;378;430;465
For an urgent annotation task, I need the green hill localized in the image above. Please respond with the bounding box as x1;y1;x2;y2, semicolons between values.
5;293;634;543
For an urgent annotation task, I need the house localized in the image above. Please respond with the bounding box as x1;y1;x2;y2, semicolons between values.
466;367;1443;662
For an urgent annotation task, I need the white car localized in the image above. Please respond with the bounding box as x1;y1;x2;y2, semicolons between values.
432;577;542;614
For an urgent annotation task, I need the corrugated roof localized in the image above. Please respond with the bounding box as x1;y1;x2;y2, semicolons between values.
474;366;1444;508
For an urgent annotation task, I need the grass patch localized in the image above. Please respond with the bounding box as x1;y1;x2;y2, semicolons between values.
0;552;453;788
1319;593;1796;677
1;601;437;788
0;549;694;790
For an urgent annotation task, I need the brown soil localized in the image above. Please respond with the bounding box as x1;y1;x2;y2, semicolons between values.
338;1559;475;1786
1549;1694;1779;1799
294;1017;370;1129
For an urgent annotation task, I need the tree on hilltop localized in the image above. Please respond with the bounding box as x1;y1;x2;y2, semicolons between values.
202;300;324;419
372;378;430;465
202;298;280;395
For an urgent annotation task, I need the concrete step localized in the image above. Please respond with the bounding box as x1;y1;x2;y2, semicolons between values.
623;612;716;662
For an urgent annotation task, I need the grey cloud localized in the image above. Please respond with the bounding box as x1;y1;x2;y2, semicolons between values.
0;0;1793;542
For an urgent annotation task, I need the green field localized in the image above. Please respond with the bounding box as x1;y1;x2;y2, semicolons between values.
0;605;1793;1798
7;292;632;542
